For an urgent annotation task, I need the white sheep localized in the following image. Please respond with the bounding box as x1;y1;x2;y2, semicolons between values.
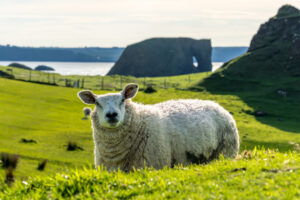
78;83;239;171
82;107;92;120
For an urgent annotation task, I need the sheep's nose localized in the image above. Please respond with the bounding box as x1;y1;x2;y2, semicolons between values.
106;112;118;122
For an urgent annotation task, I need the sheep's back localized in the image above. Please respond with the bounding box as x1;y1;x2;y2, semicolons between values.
153;99;236;161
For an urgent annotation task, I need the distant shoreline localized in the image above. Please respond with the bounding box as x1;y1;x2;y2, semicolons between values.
0;45;247;63
0;61;223;76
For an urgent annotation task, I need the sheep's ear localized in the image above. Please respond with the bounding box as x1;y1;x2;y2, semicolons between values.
122;83;139;99
78;90;97;104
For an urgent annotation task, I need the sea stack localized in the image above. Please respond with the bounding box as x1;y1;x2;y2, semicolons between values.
108;38;212;77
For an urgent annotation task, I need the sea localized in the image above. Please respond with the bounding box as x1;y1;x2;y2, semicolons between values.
0;61;223;76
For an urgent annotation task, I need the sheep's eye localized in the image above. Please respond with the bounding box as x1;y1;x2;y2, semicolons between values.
96;102;102;108
119;99;125;106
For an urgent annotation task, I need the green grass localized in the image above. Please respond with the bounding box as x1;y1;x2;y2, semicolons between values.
0;149;299;199
194;49;300;133
0;76;299;178
0;65;211;90
0;68;299;199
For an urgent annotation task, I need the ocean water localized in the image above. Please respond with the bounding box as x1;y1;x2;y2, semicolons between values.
0;61;223;76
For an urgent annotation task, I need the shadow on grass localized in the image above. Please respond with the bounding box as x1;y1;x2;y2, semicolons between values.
241;139;296;152
191;72;300;133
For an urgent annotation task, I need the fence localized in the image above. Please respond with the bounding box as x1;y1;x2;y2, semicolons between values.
0;66;209;91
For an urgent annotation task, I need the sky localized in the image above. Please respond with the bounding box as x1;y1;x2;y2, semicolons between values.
0;0;300;47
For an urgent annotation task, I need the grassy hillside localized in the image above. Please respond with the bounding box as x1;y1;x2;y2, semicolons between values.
0;76;299;179
0;72;299;198
194;55;300;130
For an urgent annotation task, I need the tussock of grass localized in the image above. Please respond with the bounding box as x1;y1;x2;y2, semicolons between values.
0;150;299;199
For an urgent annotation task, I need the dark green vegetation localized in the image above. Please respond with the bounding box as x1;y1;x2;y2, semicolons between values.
108;38;212;77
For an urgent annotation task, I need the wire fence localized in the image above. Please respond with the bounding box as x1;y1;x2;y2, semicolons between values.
0;66;210;91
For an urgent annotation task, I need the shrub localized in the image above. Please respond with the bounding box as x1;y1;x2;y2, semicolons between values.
143;85;157;93
67;141;84;151
37;160;48;171
20;138;37;144
1;152;19;169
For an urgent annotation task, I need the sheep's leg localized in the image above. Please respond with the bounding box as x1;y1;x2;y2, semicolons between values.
94;147;102;169
219;127;239;158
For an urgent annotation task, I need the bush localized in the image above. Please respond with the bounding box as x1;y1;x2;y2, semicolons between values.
67;141;84;151
20;138;37;144
1;152;19;169
144;85;157;93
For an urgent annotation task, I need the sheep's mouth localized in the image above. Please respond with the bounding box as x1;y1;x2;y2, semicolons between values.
106;121;120;128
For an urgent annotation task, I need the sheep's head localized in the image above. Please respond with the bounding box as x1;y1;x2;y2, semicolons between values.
78;83;138;128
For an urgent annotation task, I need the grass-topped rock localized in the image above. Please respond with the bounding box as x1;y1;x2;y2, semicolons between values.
8;63;32;70
34;65;55;71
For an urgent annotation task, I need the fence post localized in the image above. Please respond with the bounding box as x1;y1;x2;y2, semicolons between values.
29;70;31;81
81;78;84;88
120;76;123;90
53;74;56;84
101;76;104;90
47;73;50;83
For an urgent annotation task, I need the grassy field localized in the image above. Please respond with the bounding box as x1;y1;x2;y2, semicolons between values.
1;150;299;199
0;65;211;90
0;69;299;198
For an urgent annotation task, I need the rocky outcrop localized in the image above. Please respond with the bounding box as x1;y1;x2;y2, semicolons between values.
194;4;300;91
108;38;212;77
192;5;300;133
249;5;300;53
202;4;300;80
35;65;55;71
8;63;32;70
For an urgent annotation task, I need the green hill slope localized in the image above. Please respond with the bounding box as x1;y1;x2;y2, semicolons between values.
0;73;299;198
0;78;94;177
0;77;299;179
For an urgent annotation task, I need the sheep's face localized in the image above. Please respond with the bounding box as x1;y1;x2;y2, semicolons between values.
78;84;139;129
94;94;125;128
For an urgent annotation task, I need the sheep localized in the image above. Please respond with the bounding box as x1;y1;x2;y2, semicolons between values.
82;107;92;120
77;83;239;171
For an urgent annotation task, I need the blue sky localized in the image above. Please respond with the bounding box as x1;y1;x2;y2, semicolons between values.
0;0;299;47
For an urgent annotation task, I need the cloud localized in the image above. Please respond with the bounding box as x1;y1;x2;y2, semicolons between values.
0;0;299;46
